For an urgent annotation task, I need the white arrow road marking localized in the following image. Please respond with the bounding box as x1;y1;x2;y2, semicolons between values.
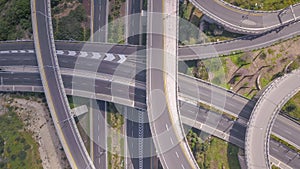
0;51;9;54
56;50;64;55
104;53;115;61
117;54;126;63
79;51;88;57
91;52;101;59
68;51;77;56
11;50;18;53
27;50;34;53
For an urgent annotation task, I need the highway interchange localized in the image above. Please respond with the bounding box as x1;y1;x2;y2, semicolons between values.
1;0;300;168
1;46;300;168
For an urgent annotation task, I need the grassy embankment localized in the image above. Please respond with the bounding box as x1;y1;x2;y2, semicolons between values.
186;129;241;169
0;105;43;168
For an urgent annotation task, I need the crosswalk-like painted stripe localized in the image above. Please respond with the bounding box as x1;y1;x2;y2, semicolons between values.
0;51;9;54
27;50;34;53
91;52;101;59
117;54;126;63
69;51;77;56
79;51;88;57
56;50;64;55
19;50;26;53
11;50;18;53
104;53;115;61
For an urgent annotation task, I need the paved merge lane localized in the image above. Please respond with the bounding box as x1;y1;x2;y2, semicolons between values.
1;51;300;151
147;0;199;168
3;17;300;62
90;100;107;169
92;0;108;42
32;0;93;168
189;0;300;34
1;49;300;149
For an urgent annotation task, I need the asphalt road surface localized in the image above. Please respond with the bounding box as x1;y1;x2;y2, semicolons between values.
32;0;93;168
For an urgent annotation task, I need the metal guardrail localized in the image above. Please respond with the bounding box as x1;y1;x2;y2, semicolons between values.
31;0;95;168
189;0;300;35
245;69;300;169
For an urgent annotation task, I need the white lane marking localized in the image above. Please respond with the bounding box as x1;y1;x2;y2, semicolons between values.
19;50;26;53
284;130;292;135
165;124;169;130
11;50;18;53
91;52;101;59
181;164;185;169
56;50;64;55
0;51;9;54
104;53;115;61
170;137;174;145
175;152;179;158
117;54;126;63
188;109;195;113
68;51;77;56
272;147;279;152
79;51;88;57
27;50;34;53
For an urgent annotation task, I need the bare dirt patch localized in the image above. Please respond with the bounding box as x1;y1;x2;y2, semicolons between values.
226;37;300;98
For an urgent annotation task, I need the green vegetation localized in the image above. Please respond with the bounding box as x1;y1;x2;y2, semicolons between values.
203;22;244;42
179;1;196;21
271;134;300;153
106;103;125;169
0;106;42;168
107;103;124;129
260;77;270;89
225;0;300;11
203;58;229;89
179;1;203;45
179;0;243;44
229;52;251;68
187;129;241;169
53;3;90;41
107;0;125;43
0;0;32;41
191;61;209;81
107;137;125;169
287;56;300;72
271;165;281;169
67;96;89;109
282;92;300;123
198;102;237;121
107;19;125;44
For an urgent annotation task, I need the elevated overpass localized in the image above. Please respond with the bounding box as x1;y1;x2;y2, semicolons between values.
245;70;300;169
3;18;300;62
189;0;300;34
1;69;300;169
31;0;94;168
22;0;296;168
1;42;299;151
147;0;199;168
